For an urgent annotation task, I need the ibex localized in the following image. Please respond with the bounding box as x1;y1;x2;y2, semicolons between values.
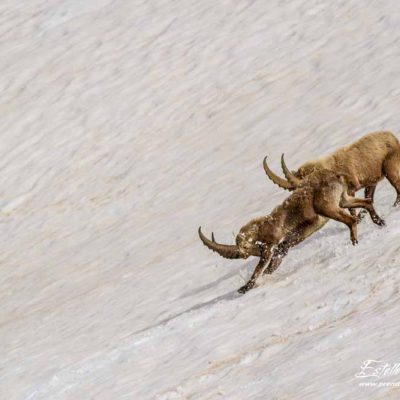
199;169;379;294
256;132;396;272
264;131;400;224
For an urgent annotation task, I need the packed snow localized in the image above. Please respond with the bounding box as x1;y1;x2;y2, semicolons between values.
1;1;400;399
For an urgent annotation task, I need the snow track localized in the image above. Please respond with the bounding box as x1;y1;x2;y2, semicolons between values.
2;1;400;399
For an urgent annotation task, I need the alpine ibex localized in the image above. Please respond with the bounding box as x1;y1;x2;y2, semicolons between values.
199;169;378;294
264;131;400;224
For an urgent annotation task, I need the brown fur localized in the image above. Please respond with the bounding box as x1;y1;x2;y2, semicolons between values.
199;169;378;294
285;131;400;208
259;132;396;271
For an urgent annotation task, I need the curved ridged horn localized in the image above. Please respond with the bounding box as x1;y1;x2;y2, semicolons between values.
198;227;242;259
263;156;294;191
281;154;302;188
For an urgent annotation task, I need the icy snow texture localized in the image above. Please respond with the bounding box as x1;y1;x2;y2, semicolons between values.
1;0;400;399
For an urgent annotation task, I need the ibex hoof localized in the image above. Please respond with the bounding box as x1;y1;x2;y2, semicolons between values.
373;217;386;226
356;210;367;223
238;283;253;294
352;238;358;246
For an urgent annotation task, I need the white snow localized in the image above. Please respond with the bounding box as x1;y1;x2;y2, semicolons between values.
1;1;400;399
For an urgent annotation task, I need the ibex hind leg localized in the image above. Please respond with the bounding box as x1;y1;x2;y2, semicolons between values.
329;209;359;245
347;186;382;225
314;197;358;245
365;185;376;201
383;150;400;206
346;188;358;220
341;193;385;226
357;185;377;221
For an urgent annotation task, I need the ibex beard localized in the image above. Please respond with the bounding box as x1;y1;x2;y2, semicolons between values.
199;169;379;294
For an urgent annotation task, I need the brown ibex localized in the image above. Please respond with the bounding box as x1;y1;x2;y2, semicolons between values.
264;131;400;224
199;169;378;294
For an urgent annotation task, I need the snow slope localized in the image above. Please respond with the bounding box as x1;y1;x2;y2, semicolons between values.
1;0;400;399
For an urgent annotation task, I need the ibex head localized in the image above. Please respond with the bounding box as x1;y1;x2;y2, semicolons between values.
198;222;264;260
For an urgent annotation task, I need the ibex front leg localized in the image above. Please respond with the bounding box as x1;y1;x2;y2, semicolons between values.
264;216;328;275
238;247;273;294
264;242;289;275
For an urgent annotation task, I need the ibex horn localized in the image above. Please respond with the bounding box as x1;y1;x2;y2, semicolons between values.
263;156;294;191
198;227;242;259
281;154;302;187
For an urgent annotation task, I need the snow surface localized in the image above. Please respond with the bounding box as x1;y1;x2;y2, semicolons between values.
1;1;400;399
